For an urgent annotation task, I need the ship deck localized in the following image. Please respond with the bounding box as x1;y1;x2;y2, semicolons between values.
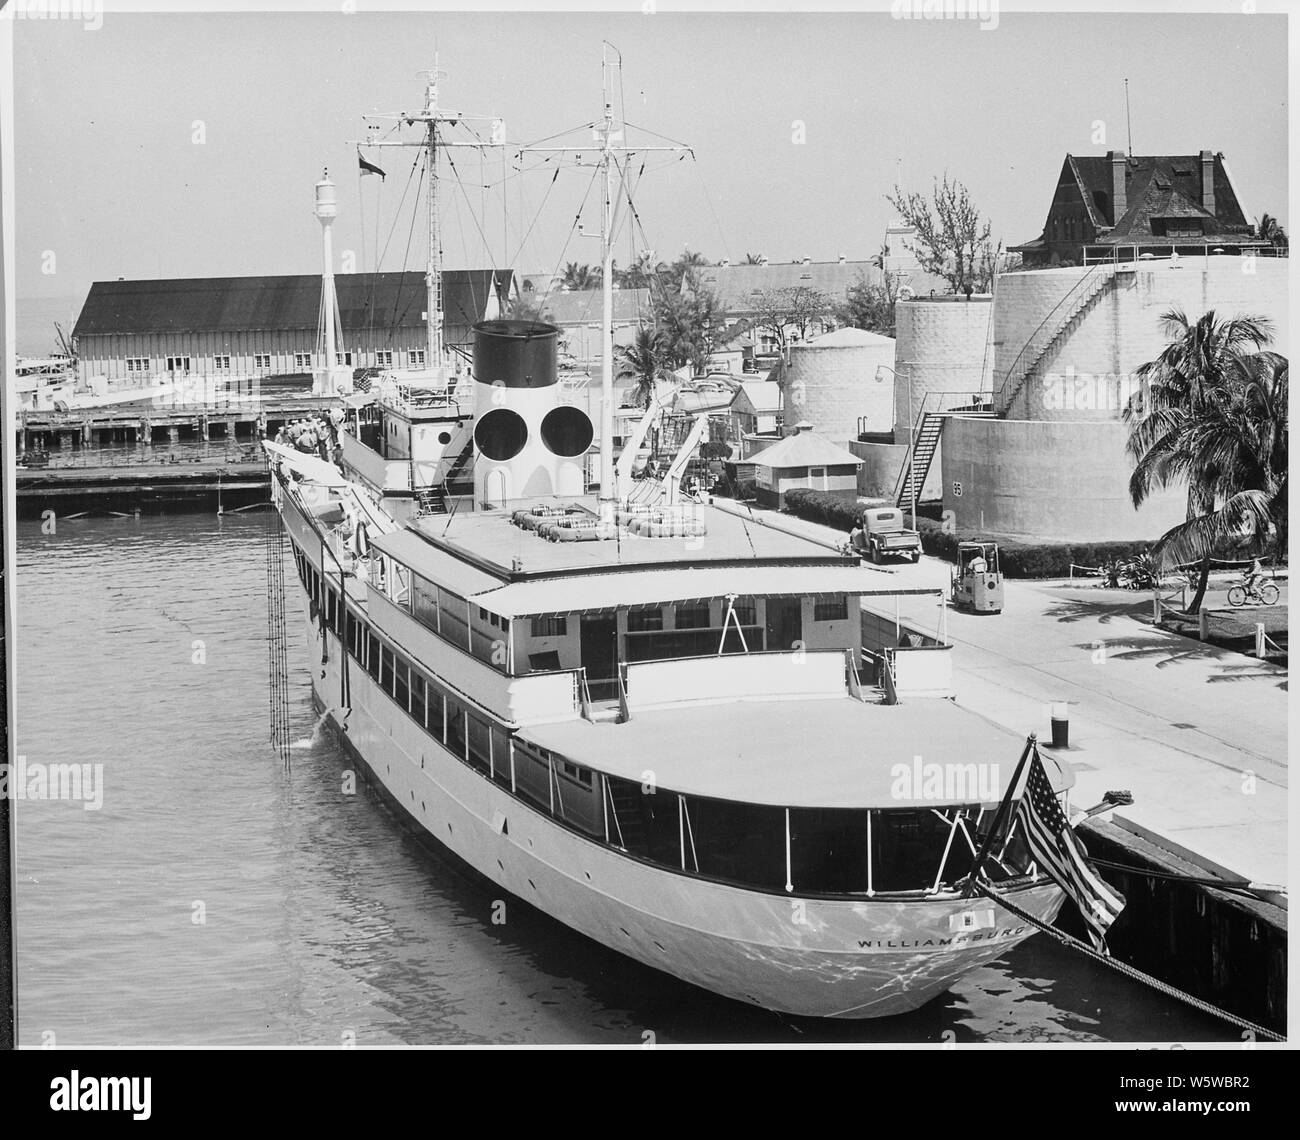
517;697;1070;808
412;498;843;578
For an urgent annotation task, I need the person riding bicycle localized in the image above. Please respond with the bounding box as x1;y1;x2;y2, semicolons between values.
1244;557;1264;595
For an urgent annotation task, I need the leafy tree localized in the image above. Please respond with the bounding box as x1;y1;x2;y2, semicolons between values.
654;272;718;372
750;287;832;355
1124;309;1285;613
835;272;897;339
887;175;999;294
743;252;763;265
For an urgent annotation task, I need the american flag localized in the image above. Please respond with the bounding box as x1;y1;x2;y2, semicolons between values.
1016;747;1126;951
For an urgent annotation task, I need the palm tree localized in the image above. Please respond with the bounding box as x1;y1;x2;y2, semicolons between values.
615;325;674;412
1257;213;1288;251
1125;308;1284;613
561;262;600;291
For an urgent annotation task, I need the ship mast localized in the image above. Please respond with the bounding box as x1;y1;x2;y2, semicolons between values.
527;44;691;518
354;59;503;378
597;44;618;525
424;70;443;373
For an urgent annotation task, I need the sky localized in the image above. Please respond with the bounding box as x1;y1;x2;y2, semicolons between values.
8;6;1290;350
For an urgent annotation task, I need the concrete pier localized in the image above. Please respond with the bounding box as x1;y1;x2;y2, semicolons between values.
713;496;1288;1031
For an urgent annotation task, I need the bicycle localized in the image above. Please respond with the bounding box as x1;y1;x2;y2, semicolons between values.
1227;579;1280;607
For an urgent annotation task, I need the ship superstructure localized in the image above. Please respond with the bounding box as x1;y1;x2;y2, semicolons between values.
266;59;1085;1018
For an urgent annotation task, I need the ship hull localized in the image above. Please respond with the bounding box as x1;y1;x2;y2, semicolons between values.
297;596;1065;1020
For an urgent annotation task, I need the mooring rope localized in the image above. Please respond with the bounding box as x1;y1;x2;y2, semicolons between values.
265;493;292;772
974;883;1284;1042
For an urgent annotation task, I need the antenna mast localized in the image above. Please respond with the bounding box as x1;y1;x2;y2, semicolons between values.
1124;78;1132;155
353;62;505;379
597;42;620;525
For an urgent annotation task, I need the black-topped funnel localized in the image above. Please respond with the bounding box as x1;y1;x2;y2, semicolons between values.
472;319;559;389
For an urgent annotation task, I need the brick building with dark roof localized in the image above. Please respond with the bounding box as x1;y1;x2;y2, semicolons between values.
72;270;512;382
1011;150;1270;267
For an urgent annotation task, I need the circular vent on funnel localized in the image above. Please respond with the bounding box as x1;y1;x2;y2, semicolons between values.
540;406;594;457
474;408;528;462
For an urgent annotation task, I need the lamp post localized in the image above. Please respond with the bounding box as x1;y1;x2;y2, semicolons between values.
875;362;914;530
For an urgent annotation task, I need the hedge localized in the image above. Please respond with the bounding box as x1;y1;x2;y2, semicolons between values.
782;488;1158;579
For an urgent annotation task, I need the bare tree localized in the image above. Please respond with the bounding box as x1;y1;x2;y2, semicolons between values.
887;175;998;294
750;287;832;355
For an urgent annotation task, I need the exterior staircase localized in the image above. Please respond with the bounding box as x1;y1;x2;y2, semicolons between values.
895;400;996;509
442;438;475;496
996;263;1122;417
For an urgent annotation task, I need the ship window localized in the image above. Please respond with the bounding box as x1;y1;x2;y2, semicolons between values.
410;673;426;726
814;597;848;622
446;698;468;761
366;632;381;680
490;726;512;788
410;350;426;367
214;355;231;371
674;602;711;630
254;354;271;370
870;809;961;892
626;608;663;633
125;357;149;374
789;808;869;893
294;352;312;369
375;350;394;368
605;776;681;866
727;596;756;626
530;615;567;638
380;646;395;697
347;613;362;659
426;683;445;739
528;650;561;672
680;796;787;890
394;658;410;710
466;713;491;775
335;351;352;366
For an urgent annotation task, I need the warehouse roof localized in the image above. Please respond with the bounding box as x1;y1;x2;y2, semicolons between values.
73;270;513;340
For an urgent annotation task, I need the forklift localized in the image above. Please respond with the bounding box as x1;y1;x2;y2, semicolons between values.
951;541;1004;614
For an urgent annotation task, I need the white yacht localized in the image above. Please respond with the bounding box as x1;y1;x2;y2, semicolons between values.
267;62;1079;1019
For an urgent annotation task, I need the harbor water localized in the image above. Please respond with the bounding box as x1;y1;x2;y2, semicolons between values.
14;515;1235;1045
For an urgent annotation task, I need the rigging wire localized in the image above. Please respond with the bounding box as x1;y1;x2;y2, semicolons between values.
387;152;427;345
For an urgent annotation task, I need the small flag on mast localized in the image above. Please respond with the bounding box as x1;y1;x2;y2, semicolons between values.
1017;745;1126;951
358;153;386;180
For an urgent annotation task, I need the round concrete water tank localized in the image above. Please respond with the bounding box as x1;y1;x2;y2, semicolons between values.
893;297;992;438
472;319;559;389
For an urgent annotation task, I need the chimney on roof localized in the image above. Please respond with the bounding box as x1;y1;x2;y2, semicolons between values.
1200;150;1216;215
1109;150;1127;223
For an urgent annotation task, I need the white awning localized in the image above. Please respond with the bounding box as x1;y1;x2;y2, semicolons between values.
263;440;349;487
371;530;506;599
472;564;939;618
